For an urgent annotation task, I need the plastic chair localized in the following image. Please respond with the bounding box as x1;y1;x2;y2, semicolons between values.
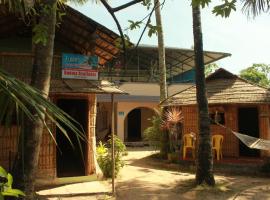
183;133;196;159
212;135;224;161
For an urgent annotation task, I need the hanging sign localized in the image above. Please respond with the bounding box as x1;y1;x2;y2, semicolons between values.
62;53;99;80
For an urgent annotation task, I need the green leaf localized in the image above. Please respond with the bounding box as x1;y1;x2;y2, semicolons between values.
6;173;13;187
212;0;237;18
2;188;25;197
0;193;4;200
0;167;7;178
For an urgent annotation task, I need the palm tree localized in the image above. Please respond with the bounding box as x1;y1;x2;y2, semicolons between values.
191;2;215;186
154;0;167;102
10;1;58;198
154;0;169;157
241;0;270;16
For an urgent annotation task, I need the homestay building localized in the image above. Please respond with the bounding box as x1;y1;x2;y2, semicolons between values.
163;68;270;158
96;46;231;144
0;5;124;180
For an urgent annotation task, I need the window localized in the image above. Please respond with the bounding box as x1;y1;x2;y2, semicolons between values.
209;112;225;125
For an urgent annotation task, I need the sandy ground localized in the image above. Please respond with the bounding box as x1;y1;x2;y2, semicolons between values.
38;147;270;200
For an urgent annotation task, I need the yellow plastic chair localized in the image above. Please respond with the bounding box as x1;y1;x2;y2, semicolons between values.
183;133;196;159
212;135;224;161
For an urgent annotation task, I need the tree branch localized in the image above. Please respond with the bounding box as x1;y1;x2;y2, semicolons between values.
100;0;127;69
112;0;144;12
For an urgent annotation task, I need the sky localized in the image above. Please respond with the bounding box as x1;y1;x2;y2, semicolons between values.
70;0;270;74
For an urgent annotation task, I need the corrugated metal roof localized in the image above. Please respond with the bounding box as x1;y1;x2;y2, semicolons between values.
162;68;270;106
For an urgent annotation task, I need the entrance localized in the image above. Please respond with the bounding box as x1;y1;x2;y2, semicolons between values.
56;99;87;177
238;107;260;157
127;109;141;142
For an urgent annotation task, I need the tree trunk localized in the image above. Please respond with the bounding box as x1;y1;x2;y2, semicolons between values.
154;0;169;157
13;0;57;198
191;4;215;186
154;0;167;102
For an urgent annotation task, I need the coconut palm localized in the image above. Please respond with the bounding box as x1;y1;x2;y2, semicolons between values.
191;2;215;186
241;0;270;16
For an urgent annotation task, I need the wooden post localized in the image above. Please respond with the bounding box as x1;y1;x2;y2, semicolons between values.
111;94;115;194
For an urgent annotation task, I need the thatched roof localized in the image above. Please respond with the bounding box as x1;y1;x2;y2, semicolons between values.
162;68;270;106
0;4;121;65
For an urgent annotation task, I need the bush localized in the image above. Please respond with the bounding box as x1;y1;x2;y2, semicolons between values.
97;135;126;178
143;115;163;150
0;166;25;199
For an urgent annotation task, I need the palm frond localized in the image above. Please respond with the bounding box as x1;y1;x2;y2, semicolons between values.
241;0;270;17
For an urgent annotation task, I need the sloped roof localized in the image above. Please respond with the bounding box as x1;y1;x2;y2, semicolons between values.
0;4;121;65
18;78;126;94
162;68;270;106
124;45;231;78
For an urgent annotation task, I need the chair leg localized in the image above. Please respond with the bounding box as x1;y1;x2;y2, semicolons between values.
183;148;186;159
217;150;220;161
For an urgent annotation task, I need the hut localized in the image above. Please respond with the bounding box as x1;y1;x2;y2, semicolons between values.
162;68;270;158
0;5;125;181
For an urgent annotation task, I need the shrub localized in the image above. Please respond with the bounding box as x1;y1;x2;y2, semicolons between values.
143;114;163;150
0;166;25;199
97;135;126;178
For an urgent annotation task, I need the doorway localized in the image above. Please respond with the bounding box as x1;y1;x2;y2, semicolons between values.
127;109;141;142
238;107;260;157
56;98;87;177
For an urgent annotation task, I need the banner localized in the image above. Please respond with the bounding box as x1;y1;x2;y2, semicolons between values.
62;53;99;80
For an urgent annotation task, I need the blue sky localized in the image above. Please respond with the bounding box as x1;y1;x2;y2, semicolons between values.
70;0;270;74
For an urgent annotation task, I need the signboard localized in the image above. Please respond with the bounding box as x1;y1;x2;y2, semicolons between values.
62;53;99;80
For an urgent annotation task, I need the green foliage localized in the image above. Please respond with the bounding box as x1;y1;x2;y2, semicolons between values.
212;0;236;18
128;20;142;30
205;63;219;77
240;63;270;87
0;166;25;199
147;24;160;37
143;114;163;150
96;136;126;178
32;24;48;45
192;0;211;8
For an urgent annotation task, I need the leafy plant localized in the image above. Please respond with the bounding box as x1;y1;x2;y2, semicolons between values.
143;114;163;150
0;166;25;199
96;136;126;178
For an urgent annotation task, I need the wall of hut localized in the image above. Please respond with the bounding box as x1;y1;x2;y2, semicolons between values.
180;104;270;158
0;93;97;178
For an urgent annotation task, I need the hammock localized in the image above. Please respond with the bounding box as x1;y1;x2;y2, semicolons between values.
214;117;270;151
232;131;270;151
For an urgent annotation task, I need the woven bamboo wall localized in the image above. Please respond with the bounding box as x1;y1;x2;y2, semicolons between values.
181;105;240;158
0;127;19;170
0;126;56;177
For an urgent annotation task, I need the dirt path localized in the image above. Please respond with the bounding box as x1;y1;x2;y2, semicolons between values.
115;147;270;200
38;147;270;200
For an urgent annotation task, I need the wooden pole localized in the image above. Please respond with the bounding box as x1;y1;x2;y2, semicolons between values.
111;93;115;194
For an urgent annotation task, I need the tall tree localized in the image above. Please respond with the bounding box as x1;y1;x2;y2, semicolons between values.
154;0;167;102
191;2;215;186
154;0;170;157
240;63;270;87
12;0;57;198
